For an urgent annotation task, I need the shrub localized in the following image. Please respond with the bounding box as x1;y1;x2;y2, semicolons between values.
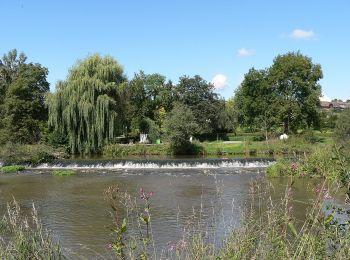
266;159;296;177
0;165;25;173
0;143;57;165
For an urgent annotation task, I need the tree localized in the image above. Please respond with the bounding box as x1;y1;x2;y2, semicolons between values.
0;50;49;144
234;68;277;135
0;49;28;127
47;54;127;154
174;75;221;134
163;103;198;154
127;71;173;135
235;52;322;134
217;98;237;134
269;52;322;133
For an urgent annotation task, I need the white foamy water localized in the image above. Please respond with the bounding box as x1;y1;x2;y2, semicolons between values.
34;159;274;170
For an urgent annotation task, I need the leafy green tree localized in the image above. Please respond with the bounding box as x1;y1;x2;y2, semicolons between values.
127;71;173;135
0;50;49;144
269;52;322;133
235;52;322;134
47;54;127;154
0;50;28;128
174;75;221;134
163;103;198;154
234;68;277;135
217;98;237;133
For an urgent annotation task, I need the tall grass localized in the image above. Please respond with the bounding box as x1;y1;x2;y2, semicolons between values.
104;180;350;259
0;200;63;259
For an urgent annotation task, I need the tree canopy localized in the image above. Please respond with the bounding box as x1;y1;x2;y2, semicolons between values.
0;50;49;144
235;52;322;134
47;54;127;154
174;75;223;134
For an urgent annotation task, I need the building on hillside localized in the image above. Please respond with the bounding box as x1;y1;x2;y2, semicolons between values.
320;100;350;109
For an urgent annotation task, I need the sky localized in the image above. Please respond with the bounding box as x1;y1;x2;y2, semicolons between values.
1;0;350;101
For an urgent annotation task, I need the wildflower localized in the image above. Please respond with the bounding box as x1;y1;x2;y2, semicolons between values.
106;243;113;250
177;239;188;250
324;192;333;200
140;187;154;201
300;172;305;177
167;242;176;251
291;162;298;172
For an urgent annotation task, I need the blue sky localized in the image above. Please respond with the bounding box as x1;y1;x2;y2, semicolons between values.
1;0;350;100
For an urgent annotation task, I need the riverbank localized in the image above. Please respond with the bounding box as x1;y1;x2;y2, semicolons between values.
0;132;333;169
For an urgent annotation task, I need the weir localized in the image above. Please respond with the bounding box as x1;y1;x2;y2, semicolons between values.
34;158;275;169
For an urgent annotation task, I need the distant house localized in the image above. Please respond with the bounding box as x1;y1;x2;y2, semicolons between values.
320;100;350;109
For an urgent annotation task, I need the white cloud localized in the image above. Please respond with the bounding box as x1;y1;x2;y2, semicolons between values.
237;48;254;57
211;74;228;90
289;29;315;40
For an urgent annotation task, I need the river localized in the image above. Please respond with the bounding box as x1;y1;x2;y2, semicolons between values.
0;158;344;258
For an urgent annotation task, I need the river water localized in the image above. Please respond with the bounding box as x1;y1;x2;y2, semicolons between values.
0;158;344;258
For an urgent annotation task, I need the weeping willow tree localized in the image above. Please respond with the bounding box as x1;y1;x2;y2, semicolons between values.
47;54;127;154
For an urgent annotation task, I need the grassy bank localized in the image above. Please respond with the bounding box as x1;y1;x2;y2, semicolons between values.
0;143;67;166
103;132;332;158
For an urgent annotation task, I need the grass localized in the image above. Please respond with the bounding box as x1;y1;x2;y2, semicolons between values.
52;169;75;176
103;143;170;157
103;179;350;259
0;143;61;165
0;199;63;259
0;165;25;173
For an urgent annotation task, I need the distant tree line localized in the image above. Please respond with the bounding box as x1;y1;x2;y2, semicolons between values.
0;49;346;154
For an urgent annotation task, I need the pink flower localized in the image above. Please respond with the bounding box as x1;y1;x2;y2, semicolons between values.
140;187;154;201
106;243;113;250
291;162;298;172
177;239;188;250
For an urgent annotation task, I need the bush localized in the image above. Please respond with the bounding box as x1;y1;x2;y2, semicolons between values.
52;169;75;176
334;109;350;158
0;165;25;173
0;143;58;165
103;144;170;157
266;159;296;177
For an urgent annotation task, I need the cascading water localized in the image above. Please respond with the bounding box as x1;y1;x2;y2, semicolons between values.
34;158;275;169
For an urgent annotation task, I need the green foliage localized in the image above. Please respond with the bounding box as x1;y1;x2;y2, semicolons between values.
0;165;25;173
0;143;57;165
0;199;62;259
174;75;223;134
235;52;322;134
103;144;169;157
139;117;160;143
334;109;350;156
266;159;295;177
48;54;127;154
163;103;200;154
52;169;75;176
218;181;350;260
0;49;49;144
267;147;346;181
269;52;322;133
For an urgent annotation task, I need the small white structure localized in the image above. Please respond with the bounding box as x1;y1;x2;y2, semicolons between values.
189;136;193;143
279;133;289;140
140;133;148;143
